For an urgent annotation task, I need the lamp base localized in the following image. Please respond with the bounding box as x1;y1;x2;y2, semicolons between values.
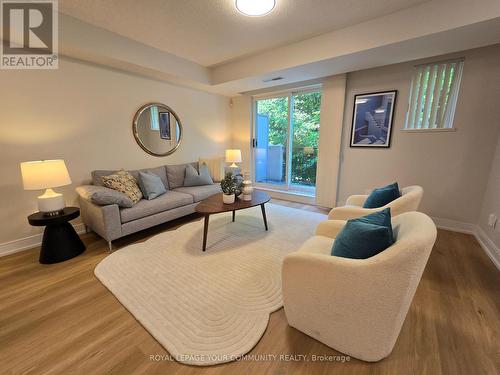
37;188;66;216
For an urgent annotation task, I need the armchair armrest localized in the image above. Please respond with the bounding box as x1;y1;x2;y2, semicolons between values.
315;220;346;238
328;206;381;220
346;194;368;206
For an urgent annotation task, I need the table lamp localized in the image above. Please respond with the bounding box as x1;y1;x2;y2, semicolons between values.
20;160;72;216
225;149;242;168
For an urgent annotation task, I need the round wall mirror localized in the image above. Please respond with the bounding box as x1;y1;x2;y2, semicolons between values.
132;103;183;157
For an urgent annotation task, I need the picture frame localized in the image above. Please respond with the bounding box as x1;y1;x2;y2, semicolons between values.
350;90;397;148
158;111;171;140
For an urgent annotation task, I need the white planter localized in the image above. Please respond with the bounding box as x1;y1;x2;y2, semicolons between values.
222;193;235;204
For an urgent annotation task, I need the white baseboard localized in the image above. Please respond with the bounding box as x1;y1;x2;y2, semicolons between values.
431;217;476;234
431;216;500;271
256;187;316;205
0;223;86;257
474;226;500;271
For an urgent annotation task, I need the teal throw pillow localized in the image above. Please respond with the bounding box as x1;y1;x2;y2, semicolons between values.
332;208;394;259
363;182;401;208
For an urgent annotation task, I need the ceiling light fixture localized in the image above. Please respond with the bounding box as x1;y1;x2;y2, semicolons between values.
235;0;276;17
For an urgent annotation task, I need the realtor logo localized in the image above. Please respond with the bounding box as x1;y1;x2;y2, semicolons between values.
1;0;58;69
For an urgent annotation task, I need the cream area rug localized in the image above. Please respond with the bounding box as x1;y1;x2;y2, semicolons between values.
95;203;326;366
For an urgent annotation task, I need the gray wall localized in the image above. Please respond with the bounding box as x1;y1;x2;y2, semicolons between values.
338;44;500;224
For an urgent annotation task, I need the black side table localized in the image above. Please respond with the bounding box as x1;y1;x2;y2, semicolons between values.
28;207;86;264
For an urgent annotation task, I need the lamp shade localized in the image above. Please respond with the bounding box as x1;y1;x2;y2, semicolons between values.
20;160;72;190
225;149;242;163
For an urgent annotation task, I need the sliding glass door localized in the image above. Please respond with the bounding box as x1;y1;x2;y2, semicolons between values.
253;88;321;195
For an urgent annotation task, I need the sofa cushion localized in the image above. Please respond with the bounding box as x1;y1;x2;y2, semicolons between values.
131;166;169;190
91;166;168;189
166;162;198;189
120;190;194;223
174;184;221;202
138;171;167;200
363;182;401;208
184;164;214;187
91;170;116;186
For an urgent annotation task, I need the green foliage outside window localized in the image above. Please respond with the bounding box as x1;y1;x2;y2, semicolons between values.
257;91;321;186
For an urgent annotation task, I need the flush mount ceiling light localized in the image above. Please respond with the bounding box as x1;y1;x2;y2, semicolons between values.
235;0;276;16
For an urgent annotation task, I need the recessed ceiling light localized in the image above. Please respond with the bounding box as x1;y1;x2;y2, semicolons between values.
235;0;276;17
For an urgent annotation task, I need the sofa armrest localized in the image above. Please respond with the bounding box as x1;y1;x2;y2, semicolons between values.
315;220;346;238
78;196;122;242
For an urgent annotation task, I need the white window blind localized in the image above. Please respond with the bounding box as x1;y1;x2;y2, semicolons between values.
405;59;464;130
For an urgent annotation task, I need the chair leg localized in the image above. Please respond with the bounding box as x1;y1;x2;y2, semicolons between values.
108;241;113;252
84;224;89;234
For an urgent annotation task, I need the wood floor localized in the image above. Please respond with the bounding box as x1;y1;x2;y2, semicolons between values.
1;199;499;375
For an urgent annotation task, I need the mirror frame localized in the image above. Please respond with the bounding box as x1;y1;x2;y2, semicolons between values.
132;102;183;157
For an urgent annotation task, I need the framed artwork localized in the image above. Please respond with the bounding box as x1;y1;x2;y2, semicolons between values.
350;90;397;148
158;111;171;140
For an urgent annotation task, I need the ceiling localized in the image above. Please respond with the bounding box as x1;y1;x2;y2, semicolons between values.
59;0;427;67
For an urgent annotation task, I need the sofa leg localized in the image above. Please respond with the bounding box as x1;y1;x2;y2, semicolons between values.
84;224;89;234
108;241;113;252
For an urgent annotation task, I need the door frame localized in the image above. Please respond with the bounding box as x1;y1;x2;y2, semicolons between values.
251;84;322;194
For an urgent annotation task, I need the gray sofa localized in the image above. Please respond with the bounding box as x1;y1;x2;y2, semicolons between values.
76;162;221;251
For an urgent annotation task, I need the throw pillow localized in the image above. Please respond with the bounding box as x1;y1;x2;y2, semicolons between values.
363;182;401;208
166;163;197;189
184;164;214;187
76;185;134;208
199;157;225;182
354;207;394;244
331;221;393;259
101;170;143;204
138;171;167;200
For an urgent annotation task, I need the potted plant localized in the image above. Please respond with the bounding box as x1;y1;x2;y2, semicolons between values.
220;172;238;204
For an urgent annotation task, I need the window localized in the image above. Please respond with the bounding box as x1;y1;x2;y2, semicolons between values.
405;59;464;130
253;88;321;195
150;105;159;130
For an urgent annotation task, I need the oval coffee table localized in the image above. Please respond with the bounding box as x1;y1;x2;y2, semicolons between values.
195;191;271;251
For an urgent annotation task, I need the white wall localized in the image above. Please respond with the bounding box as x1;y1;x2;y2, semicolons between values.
316;75;346;208
478;134;500;249
230;96;253;173
0;57;230;245
338;45;500;224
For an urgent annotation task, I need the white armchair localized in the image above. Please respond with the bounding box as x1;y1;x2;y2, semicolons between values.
282;212;437;361
329;185;423;220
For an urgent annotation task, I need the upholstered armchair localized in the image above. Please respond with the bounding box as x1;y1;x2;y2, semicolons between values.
282;212;437;361
329;185;423;220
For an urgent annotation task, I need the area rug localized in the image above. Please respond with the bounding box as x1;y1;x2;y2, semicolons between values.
95;203;326;366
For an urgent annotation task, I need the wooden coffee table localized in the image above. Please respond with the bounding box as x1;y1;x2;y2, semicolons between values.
195;191;271;251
